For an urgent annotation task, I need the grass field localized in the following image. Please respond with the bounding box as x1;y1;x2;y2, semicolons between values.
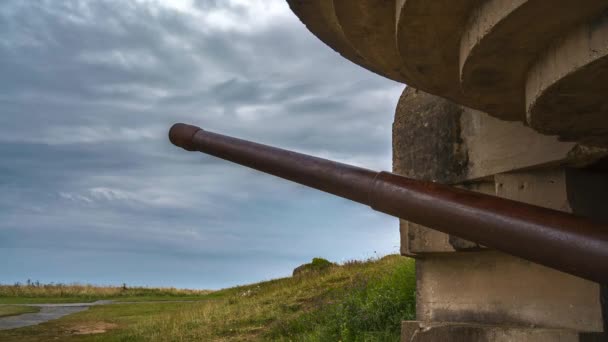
0;255;415;341
0;284;212;304
0;305;40;318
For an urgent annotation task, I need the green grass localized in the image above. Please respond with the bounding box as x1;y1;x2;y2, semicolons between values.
0;255;416;342
292;257;334;276
0;305;40;318
0;295;213;305
0;284;212;304
270;256;416;341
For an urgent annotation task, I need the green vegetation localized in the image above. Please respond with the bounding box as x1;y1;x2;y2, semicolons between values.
307;257;333;271
0;283;212;304
0;305;40;318
292;257;334;276
272;257;416;341
0;255;415;341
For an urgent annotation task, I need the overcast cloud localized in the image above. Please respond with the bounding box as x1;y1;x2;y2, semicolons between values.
0;0;404;289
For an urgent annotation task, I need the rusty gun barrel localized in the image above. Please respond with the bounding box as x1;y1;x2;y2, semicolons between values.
169;123;608;284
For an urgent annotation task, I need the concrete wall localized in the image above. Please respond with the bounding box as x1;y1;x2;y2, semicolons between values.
393;87;607;340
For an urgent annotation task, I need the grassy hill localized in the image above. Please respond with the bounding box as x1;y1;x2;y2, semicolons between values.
0;255;415;341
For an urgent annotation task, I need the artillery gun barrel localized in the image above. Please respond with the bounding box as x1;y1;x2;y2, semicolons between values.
169;123;608;284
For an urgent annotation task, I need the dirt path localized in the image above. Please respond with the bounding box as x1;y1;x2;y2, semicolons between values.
0;300;198;330
0;301;116;330
0;305;89;330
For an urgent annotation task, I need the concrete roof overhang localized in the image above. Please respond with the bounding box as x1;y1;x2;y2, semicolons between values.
287;0;608;146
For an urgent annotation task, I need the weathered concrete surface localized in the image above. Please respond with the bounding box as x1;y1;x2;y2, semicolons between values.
393;87;607;255
416;251;602;332
460;108;572;181
392;87;467;184
392;87;475;254
459;108;608;181
494;169;571;212
413;168;604;332
289;1;608;144
527;11;608;145
286;0;397;82
394;89;607;185
396;0;479;109
459;0;606;121
402;321;605;342
334;0;407;83
392;87;606;338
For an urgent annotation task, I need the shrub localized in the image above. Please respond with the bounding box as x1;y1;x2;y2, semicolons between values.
310;258;333;271
293;257;334;276
275;256;416;341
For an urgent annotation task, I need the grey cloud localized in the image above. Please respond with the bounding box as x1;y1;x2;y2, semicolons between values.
0;0;401;288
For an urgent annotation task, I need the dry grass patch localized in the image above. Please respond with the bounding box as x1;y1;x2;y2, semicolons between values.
69;322;118;335
0;283;212;304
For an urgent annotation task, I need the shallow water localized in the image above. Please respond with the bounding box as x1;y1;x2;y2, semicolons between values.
0;305;89;330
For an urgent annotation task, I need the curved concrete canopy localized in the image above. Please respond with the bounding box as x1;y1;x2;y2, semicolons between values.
459;0;607;121
287;0;608;145
527;12;608;145
396;0;480;109
287;0;393;81
333;0;408;83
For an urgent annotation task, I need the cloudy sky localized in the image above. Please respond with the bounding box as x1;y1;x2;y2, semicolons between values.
0;0;404;289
